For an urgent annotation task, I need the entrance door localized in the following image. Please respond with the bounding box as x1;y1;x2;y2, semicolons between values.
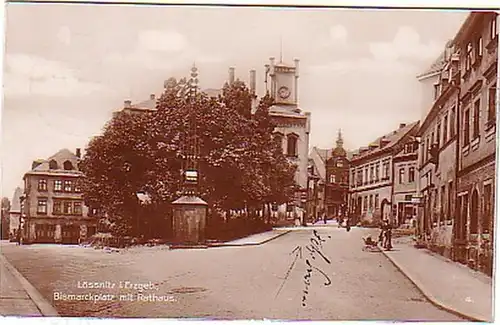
35;224;56;243
62;225;80;244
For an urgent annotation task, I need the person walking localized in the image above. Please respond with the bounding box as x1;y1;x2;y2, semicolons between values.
345;216;351;232
380;219;393;250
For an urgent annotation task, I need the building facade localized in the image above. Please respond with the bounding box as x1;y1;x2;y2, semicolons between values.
8;187;23;238
453;12;497;274
349;122;419;226
325;130;350;218
392;142;419;227
21;149;97;244
415;42;460;258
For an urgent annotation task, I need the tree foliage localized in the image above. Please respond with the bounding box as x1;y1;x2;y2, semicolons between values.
79;76;297;237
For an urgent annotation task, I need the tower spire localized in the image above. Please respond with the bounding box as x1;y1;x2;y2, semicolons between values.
336;129;344;148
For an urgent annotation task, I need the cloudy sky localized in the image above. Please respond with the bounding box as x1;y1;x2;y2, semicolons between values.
1;4;469;197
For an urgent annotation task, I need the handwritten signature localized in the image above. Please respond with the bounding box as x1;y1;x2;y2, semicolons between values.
276;230;332;307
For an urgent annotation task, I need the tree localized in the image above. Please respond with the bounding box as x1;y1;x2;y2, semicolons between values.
79;75;297;238
1;197;11;239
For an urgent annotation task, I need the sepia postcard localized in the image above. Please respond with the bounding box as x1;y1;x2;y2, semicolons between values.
0;1;498;323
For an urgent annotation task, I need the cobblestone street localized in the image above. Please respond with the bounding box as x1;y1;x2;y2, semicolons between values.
0;226;464;321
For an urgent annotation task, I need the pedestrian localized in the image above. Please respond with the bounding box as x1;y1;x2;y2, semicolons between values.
323;212;327;224
381;219;393;250
15;229;21;245
345;217;351;232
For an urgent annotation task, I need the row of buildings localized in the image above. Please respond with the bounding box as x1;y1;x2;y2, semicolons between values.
308;11;498;275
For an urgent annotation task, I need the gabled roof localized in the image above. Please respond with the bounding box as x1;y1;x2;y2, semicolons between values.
10;187;23;212
351;121;420;162
416;51;447;80
309;147;354;181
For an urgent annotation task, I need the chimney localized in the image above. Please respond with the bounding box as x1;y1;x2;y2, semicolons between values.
150;94;155;100
399;123;407;129
380;137;390;148
76;148;81;158
124;100;131;108
249;69;256;94
229;67;235;85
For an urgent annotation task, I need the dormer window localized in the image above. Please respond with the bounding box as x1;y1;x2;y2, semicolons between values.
49;160;58;170
63;160;74;170
491;16;498;40
466;42;473;71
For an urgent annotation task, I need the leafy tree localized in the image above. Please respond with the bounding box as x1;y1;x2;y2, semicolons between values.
80;75;297;238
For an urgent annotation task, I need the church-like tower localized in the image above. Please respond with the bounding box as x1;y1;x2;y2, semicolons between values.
325;129;350;218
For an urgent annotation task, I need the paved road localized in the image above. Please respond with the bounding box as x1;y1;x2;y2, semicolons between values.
0;227;464;321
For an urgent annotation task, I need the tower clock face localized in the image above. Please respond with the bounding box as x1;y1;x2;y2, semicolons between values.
278;86;291;99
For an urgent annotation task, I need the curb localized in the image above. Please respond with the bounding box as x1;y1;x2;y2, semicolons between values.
169;230;292;249
379;249;485;322
207;230;292;247
0;254;59;317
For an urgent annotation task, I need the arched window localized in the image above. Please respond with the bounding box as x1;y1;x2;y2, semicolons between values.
49;160;58;170
470;189;479;234
286;133;299;157
63;160;74;170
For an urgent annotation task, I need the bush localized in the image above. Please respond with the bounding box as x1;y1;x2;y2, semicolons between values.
206;217;272;242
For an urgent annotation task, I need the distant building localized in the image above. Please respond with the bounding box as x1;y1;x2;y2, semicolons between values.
453;12;497;274
349;122;419;226
21;148;97;244
324;130;350;218
9;187;23;237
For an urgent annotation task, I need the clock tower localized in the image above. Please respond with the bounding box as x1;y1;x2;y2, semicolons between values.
266;57;299;107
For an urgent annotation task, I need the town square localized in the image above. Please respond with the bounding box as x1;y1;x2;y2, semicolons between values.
0;3;498;322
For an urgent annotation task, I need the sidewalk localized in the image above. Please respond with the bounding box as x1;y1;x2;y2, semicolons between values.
0;252;58;317
381;236;493;322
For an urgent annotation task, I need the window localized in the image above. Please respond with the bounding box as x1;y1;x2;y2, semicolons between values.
475;37;483;59
425;138;430;161
74;181;81;193
364;168;368;185
38;179;47;191
53;201;62;215
369;195;373;210
488;86;497;123
49;160;58;170
336;161;343;167
464;109;470;145
466;42;473;71
491;16;498;40
382;161;390;180
273;133;283;150
408;167;415;183
450;106;456;137
443;115;448;143
63;160;74;170
37;199;47;214
436;123;441;148
74;202;83;216
447;182;453;221
63;201;73;215
286;134;298;157
54;180;63;191
470;189;479;234
375;165;380;182
374;194;379;211
363;196;368;211
357;170;363;186
483;183;493;234
329;174;336;184
370;166;374;183
440;185;446;222
433;84;440;100
64;180;72;192
351;170;356;187
398;168;405;184
431;132;435;147
473;99;480;139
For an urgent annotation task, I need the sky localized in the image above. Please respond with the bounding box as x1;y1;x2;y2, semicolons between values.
1;3;469;198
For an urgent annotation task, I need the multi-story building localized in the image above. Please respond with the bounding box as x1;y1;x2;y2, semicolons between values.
349;122;419;226
415;42;461;258
308;148;332;218
453;12;497;274
21;148;96;244
325;130;350;218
